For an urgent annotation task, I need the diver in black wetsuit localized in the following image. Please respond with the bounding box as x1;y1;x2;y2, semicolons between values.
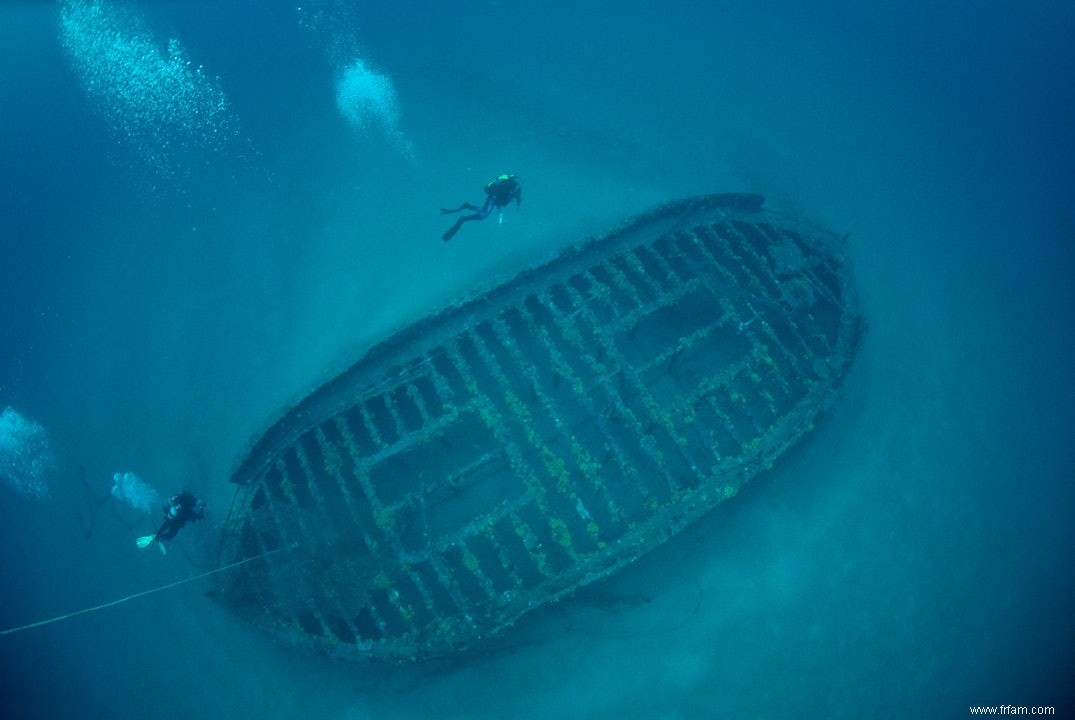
136;490;204;552
440;174;522;242
155;491;205;540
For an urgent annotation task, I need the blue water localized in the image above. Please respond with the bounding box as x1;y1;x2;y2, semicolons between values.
2;1;1073;717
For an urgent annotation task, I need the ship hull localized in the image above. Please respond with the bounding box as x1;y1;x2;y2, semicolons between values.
213;193;863;662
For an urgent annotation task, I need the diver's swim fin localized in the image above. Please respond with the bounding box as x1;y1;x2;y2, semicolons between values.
136;535;156;549
158;541;167;556
442;220;464;242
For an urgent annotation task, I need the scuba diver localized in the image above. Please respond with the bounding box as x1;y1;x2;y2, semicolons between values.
440;174;522;242
136;490;205;554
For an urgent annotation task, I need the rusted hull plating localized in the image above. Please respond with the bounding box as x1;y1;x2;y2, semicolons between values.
213;194;863;662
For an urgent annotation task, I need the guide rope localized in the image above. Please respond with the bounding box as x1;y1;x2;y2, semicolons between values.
0;543;295;637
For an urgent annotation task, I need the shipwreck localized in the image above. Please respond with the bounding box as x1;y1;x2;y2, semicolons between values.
212;193;863;662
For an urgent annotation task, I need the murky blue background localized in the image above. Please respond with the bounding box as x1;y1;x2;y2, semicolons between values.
2;1;1072;717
